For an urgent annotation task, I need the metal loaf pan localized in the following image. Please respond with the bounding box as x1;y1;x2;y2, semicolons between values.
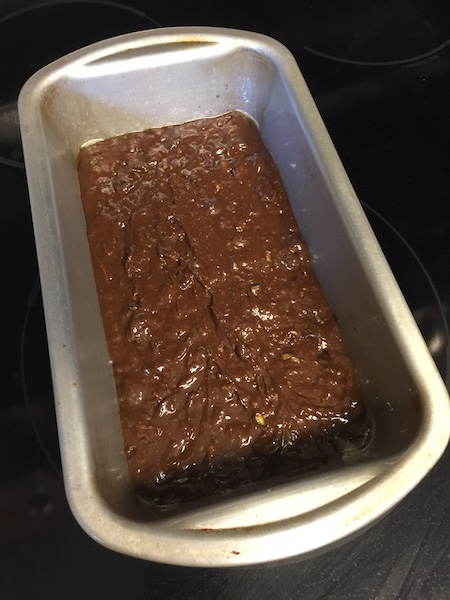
18;27;450;566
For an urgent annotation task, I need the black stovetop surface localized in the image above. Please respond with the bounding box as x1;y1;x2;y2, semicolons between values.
1;1;449;598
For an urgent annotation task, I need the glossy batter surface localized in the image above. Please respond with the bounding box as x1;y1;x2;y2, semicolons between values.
78;111;368;503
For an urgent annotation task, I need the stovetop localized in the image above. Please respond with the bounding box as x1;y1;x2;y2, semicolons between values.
1;1;449;598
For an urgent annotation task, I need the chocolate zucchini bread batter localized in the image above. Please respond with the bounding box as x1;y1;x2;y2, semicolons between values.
78;111;369;504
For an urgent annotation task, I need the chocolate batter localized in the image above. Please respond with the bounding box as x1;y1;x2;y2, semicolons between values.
78;111;368;504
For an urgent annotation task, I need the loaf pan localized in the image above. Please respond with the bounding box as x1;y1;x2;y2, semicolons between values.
18;27;450;566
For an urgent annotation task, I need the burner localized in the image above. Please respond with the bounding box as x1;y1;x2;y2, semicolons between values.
363;202;448;381
277;0;450;66
0;1;158;167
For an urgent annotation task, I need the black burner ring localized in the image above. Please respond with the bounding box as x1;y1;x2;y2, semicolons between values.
0;1;159;167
